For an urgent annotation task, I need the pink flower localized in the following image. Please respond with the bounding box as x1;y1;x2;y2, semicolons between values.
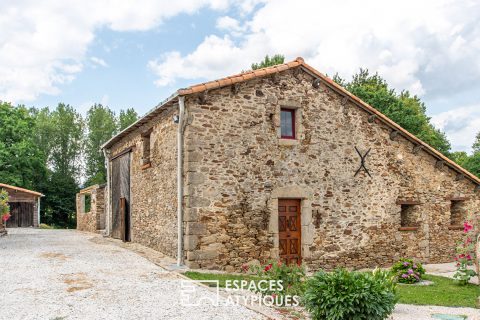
1;213;10;222
463;222;473;233
277;261;283;267
241;264;249;272
466;255;472;260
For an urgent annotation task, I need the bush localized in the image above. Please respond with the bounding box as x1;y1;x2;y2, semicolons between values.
390;258;425;284
0;189;10;226
245;260;306;297
304;269;397;320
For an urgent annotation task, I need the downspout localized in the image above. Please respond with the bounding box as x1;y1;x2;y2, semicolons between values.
37;197;41;227
103;148;111;236
177;96;186;266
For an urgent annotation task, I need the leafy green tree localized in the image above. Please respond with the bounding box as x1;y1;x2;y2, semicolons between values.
38;103;84;228
49;103;84;177
251;54;285;70
31;107;56;166
463;153;480;177
118;108;138;131
335;70;451;155
85;104;116;186
450;151;470;167
0;102;47;189
473;132;480;154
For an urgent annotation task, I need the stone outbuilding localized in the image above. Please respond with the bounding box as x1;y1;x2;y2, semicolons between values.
0;183;43;228
100;58;480;271
76;184;106;233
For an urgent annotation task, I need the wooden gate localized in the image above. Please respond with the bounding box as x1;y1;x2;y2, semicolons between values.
111;151;131;242
6;202;34;227
278;199;302;264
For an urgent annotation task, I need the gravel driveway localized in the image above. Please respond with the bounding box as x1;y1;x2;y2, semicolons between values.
0;229;262;320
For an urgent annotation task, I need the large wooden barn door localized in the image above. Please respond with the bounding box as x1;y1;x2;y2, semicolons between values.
111;152;131;242
7;202;34;227
278;199;302;265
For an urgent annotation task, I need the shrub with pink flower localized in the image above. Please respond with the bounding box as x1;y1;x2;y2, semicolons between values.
454;218;478;285
243;259;306;301
0;189;10;232
390;258;425;284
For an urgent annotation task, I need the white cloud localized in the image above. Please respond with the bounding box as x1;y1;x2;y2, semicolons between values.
90;57;108;68
0;0;233;103
431;106;480;153
149;0;480;100
148;35;247;86
216;16;243;33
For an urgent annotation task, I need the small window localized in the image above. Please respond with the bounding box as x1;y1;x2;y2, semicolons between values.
450;200;466;226
400;204;419;228
84;194;91;213
142;131;151;165
280;108;295;139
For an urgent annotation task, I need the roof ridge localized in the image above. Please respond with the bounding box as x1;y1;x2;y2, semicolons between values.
0;183;44;196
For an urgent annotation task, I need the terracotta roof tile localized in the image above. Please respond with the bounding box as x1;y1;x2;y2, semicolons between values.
0;183;44;197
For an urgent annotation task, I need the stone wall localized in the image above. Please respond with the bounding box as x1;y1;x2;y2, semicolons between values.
76;184;106;233
106;105;178;257
182;67;480;271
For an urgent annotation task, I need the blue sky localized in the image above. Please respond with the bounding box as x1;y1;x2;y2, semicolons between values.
1;0;479;153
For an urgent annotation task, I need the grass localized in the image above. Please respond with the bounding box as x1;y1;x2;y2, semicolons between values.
397;274;480;308
184;272;480;308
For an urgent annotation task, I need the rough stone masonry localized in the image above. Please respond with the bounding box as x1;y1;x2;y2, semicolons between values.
102;59;480;272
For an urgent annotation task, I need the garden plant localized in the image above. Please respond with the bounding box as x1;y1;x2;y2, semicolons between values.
0;189;10;235
303;268;397;320
454;214;479;285
390;258;426;284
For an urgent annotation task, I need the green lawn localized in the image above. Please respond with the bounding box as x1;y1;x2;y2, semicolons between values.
184;272;480;308
397;274;479;308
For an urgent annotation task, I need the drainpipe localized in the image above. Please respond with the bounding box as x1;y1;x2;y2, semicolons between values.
103;148;111;236
177;96;186;266
37;197;41;227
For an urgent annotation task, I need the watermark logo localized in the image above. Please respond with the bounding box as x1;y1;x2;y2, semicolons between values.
180;280;220;306
180;279;300;307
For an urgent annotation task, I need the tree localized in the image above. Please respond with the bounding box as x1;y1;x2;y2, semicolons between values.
38;103;84;228
49;103;84;177
251;54;285;70
0;102;47;189
450;151;470;167
118;108;138;131
473;132;480;154
334;70;451;155
85;104;116;186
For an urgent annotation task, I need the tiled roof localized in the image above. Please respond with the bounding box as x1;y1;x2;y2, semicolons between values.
101;58;480;186
177;59;303;95
0;183;44;197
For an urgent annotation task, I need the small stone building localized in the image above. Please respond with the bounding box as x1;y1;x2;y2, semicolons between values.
76;184;106;233
0;183;43;228
101;58;480;271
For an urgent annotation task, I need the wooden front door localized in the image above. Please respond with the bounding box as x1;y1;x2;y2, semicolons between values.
6;202;34;227
111;152;131;242
278;199;301;264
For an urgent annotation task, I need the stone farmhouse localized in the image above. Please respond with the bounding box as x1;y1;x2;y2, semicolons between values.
99;58;480;271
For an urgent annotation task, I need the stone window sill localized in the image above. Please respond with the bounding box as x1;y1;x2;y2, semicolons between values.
398;226;418;231
278;139;299;146
448;225;463;230
141;162;152;170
